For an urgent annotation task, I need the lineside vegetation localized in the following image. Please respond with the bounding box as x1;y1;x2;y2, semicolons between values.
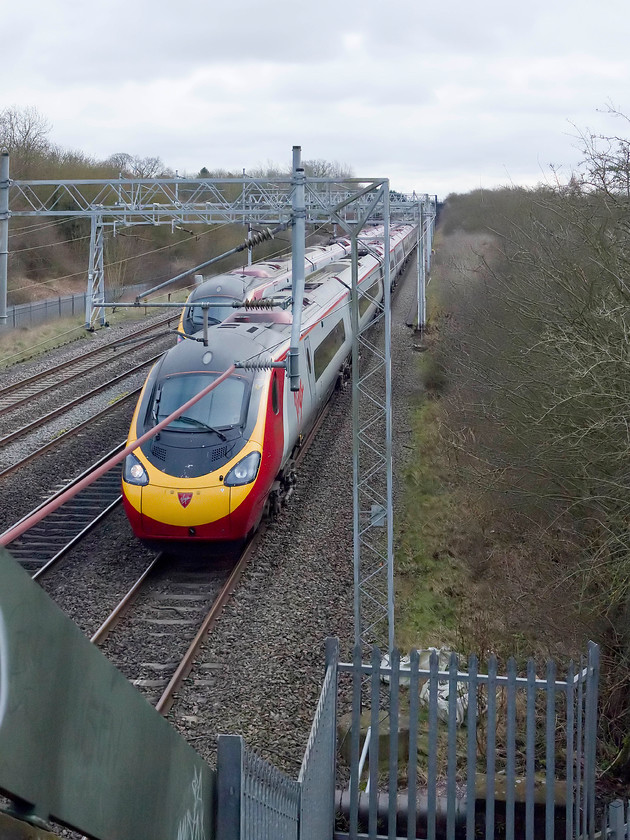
403;118;630;785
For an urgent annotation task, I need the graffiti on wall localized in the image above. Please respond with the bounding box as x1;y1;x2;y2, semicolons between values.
176;766;205;840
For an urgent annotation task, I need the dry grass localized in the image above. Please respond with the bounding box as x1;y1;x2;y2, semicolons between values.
396;226;597;671
0;288;188;369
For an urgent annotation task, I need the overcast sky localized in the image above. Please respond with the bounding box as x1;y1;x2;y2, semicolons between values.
3;0;630;198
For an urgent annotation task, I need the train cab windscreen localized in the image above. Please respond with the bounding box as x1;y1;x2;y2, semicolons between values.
187;296;237;330
152;373;247;431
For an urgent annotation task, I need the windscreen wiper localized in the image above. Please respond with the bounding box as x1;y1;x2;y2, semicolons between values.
177;415;227;440
152;385;162;423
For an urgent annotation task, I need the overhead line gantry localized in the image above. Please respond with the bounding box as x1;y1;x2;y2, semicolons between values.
0;147;436;651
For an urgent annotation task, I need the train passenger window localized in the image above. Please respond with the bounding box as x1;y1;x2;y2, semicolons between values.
358;279;381;317
271;374;279;415
313;320;346;381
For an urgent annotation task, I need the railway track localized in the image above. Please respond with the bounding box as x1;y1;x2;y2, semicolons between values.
0;390;140;480
91;545;254;712
0;314;175;415
0;444;125;576
0;353;163;449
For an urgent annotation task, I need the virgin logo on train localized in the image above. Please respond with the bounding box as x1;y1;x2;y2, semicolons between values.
293;380;304;424
178;493;193;508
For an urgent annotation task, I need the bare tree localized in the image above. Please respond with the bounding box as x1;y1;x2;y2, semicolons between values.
104;152;167;178
128;155;166;178
302;159;353;178
105;152;134;175
0;105;51;176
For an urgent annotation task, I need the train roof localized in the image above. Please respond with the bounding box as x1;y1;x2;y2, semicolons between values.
186;273;249;303
183;240;354;307
159;317;292;378
166;225;416;373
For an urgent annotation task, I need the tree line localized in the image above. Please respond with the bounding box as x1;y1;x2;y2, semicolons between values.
429;115;630;781
0;105;353;181
0;106;352;301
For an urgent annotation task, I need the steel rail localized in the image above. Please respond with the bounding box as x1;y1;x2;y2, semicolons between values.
91;553;165;645
0;313;174;401
0;390;140;480
154;539;258;715
0;330;169;417
31;492;123;580
1;442;124;534
0;353;163;447
1;443;125;576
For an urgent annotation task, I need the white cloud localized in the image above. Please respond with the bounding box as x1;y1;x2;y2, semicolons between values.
2;0;630;196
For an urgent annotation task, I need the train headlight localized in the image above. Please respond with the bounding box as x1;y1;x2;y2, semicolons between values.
124;453;149;486
224;451;261;487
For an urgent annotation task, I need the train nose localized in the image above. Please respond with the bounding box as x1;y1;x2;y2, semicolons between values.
140;483;231;531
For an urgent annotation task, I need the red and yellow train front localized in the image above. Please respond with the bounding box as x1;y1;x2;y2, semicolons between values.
122;366;285;545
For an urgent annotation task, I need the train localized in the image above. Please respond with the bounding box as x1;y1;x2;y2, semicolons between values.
122;223;417;549
177;238;353;337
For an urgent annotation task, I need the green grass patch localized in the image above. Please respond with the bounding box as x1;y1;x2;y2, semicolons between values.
0;318;92;369
395;395;467;652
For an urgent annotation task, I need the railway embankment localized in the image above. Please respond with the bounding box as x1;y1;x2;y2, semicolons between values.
414;192;630;798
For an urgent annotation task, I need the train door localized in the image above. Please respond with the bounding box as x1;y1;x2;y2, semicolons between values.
282;335;315;460
298;335;316;432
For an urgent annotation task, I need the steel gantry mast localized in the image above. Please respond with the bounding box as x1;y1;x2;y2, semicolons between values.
415;194;437;332
333;183;396;651
0;153;9;326
1;147;436;652
86;212;105;328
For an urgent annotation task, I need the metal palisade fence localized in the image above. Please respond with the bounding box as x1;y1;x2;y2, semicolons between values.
601;801;630;839
0;292;89;330
298;637;339;840
214;639;602;840
337;641;600;840
217;736;301;840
